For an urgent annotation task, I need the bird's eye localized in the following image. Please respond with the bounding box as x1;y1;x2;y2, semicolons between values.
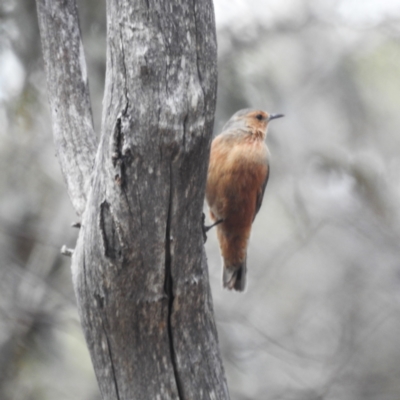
256;114;263;121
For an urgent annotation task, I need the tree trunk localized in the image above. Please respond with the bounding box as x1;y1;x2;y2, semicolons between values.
36;0;230;399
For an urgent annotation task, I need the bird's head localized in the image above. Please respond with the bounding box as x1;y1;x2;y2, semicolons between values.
222;109;284;140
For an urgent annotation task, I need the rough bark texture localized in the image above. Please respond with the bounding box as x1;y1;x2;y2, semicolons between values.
37;0;230;399
36;0;97;216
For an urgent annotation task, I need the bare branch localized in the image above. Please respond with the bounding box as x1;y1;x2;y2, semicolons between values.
36;0;97;216
61;245;74;257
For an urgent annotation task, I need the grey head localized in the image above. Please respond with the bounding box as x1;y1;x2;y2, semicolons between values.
221;108;254;132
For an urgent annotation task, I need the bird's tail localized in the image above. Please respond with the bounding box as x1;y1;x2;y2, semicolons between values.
223;257;247;292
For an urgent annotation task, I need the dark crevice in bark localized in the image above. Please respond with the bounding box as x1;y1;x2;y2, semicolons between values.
112;102;130;188
118;27;130;109
136;187;143;229
95;293;105;309
192;0;206;110
102;322;121;400
182;114;188;151
111;115;124;186
164;162;183;400
111;116;123;167
122;187;134;221
100;200;122;260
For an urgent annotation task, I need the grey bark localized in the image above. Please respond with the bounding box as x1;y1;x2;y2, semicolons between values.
36;0;230;399
36;0;97;216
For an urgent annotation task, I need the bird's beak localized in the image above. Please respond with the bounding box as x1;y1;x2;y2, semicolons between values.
268;113;284;121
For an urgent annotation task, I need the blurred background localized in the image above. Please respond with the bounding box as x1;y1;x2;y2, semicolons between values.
2;0;400;399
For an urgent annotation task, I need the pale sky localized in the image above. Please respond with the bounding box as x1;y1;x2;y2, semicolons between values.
214;0;400;27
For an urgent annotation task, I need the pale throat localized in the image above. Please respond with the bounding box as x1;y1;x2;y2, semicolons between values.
249;126;267;141
243;119;267;141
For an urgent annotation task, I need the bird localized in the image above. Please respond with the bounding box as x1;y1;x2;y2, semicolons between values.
205;109;284;291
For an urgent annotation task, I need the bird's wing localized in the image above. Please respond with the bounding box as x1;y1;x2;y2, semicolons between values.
254;164;269;220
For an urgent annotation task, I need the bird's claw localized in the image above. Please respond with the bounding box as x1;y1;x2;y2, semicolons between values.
202;212;223;243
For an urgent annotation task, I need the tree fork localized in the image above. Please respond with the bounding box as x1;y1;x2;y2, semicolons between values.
36;0;230;399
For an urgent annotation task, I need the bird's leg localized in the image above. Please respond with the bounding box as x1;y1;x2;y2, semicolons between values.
204;219;224;232
202;212;223;243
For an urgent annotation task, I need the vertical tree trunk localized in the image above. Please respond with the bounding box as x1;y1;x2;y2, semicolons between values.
37;0;230;399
